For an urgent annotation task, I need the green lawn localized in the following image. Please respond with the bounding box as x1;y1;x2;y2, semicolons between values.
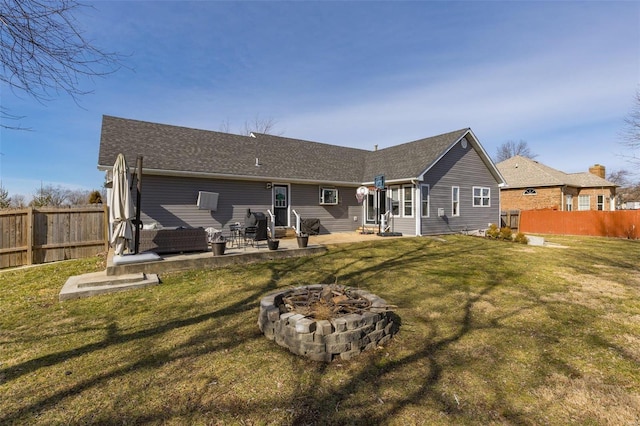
1;235;639;425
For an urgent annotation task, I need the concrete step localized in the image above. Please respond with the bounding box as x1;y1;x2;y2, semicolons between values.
59;271;160;301
273;227;297;239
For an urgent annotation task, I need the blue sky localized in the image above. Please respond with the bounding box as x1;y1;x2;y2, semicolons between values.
1;1;638;199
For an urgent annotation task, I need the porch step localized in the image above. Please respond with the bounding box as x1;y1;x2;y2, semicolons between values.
273;227;297;239
356;226;377;235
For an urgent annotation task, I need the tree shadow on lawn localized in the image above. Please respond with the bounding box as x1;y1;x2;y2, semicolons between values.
278;239;609;424
284;267;514;425
0;264;298;423
3;237;572;424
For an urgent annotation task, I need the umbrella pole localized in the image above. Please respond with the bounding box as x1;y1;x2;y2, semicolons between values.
134;156;143;254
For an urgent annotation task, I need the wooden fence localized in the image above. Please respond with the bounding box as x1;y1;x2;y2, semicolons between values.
519;210;640;239
500;210;520;230
0;206;109;269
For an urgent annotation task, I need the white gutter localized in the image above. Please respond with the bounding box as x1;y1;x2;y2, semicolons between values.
97;165;359;187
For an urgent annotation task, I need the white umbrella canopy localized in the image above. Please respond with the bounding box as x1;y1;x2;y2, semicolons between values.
109;153;135;255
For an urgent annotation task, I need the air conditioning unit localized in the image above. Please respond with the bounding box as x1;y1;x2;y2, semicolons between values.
197;191;219;211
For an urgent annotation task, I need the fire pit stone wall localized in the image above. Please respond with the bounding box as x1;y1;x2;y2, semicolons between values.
258;284;398;362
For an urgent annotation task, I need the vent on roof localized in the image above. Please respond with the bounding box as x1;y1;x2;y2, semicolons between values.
197;191;219;211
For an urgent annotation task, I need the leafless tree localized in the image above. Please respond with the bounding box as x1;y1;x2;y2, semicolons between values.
607;169;633;187
10;193;26;208
608;168;640;207
0;0;122;128
241;114;283;136
495;140;537;163
29;184;70;207
0;184;10;208
66;188;93;205
620;89;640;166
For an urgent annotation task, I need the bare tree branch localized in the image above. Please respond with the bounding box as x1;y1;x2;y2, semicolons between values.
241;114;283;136
620;89;640;166
495;140;537;163
0;0;123;127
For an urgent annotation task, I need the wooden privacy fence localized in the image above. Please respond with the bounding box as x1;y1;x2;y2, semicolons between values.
520;210;640;239
0;206;109;269
500;210;520;230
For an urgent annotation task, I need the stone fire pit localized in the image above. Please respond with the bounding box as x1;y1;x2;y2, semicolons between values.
257;284;398;362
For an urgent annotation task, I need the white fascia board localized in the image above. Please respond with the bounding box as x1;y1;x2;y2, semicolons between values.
416;129;506;185
97;165;359;187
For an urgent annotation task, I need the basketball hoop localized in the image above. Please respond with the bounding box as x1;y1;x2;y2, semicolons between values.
355;186;368;204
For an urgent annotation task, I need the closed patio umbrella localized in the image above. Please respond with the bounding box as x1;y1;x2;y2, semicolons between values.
109;153;134;255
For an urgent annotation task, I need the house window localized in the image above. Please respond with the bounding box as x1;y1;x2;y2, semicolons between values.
473;186;490;207
320;187;338;205
388;186;400;216
452;186;460;216
597;195;604;211
578;195;590;211
523;188;537;195
403;185;413;217
421;185;430;218
565;194;573;211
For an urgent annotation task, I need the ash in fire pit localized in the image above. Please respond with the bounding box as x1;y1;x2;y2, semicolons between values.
258;284;399;362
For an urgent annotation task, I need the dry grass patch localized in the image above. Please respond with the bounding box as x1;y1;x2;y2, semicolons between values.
1;235;640;424
534;373;640;424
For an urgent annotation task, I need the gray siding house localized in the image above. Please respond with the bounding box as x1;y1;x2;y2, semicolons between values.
97;116;505;236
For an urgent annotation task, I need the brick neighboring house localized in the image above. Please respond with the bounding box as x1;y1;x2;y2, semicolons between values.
496;155;617;211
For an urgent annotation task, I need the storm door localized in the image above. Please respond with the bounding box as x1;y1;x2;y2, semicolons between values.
365;189;386;224
273;185;289;226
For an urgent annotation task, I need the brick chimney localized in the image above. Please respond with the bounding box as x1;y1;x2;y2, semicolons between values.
589;164;606;179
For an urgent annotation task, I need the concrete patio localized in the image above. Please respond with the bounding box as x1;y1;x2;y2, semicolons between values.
60;232;403;301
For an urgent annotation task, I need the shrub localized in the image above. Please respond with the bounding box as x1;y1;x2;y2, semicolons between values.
486;224;500;239
88;190;103;204
499;227;513;241
513;232;529;244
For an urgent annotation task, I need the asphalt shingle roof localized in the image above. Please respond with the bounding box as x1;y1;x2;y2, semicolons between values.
98;116;477;184
363;129;470;182
496;155;616;189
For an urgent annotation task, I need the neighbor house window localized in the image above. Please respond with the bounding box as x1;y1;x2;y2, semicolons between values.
388;186;400;216
523;188;537;195
452;186;460;216
565;194;573;211
403;185;414;217
421;185;430;218
320;187;338;205
473;186;490;207
597;195;604;211
578;195;590;211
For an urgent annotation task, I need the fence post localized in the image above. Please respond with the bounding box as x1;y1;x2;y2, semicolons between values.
26;207;34;265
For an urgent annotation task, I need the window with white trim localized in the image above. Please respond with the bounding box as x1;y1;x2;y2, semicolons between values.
597;195;604;211
402;185;413;217
565;194;573;211
452;186;460;216
473;186;490;207
388;186;400;216
421;185;430;218
523;188;537;195
319;187;338;205
578;195;590;211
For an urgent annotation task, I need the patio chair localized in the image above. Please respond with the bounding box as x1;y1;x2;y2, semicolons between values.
244;216;268;248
